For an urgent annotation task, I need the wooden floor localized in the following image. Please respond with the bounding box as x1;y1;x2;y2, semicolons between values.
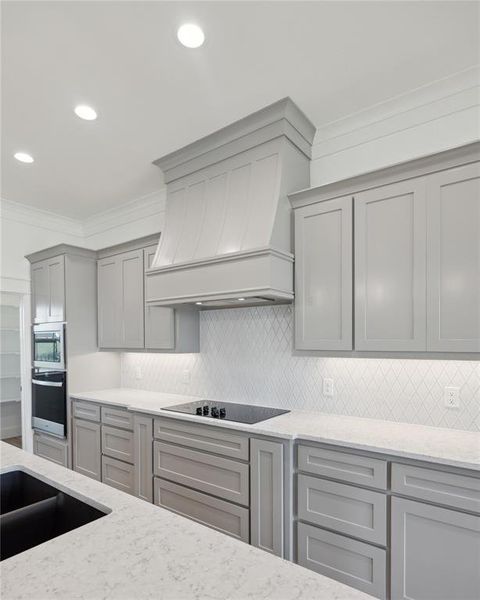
3;436;22;449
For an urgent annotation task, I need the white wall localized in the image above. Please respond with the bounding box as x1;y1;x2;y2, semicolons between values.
310;66;480;186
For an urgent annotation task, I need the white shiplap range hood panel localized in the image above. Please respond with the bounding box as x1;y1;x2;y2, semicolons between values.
146;98;315;309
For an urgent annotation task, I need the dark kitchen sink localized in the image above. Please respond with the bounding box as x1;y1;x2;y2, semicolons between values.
0;470;108;561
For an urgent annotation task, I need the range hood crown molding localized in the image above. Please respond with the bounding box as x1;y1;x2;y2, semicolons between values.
147;98;315;309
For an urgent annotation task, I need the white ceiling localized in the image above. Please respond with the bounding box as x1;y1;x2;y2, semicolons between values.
1;1;478;219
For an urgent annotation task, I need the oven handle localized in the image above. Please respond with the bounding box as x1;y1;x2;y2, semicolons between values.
32;379;63;388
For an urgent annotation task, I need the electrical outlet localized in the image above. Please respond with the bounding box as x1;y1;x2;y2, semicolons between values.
182;369;191;385
323;378;334;397
444;386;460;409
135;367;142;380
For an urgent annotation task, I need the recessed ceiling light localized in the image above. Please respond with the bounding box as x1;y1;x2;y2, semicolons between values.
177;23;205;48
14;152;34;163
74;105;97;120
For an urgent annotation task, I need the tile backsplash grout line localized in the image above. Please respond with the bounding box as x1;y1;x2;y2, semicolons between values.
121;305;480;432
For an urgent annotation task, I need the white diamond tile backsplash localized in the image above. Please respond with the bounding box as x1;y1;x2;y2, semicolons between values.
122;305;480;431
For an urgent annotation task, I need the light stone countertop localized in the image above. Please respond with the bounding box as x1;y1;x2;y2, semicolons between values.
71;388;480;471
0;442;371;600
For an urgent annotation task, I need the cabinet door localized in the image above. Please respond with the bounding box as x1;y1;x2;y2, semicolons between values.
97;256;122;348
72;419;101;481
426;163;480;352
355;178;427;351
134;415;153;502
47;255;65;321
33;432;68;467
391;496;480;600
294;197;353;350
31;256;65;323
144;245;175;350
31;260;49;324
250;438;284;556
120;249;144;348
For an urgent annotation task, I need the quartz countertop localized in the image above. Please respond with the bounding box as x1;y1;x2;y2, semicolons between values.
0;443;371;600
71;388;480;471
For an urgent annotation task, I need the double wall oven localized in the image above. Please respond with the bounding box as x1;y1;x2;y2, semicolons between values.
32;323;67;437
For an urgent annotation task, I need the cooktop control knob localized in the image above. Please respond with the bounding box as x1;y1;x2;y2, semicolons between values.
211;406;219;418
219;407;226;419
202;405;209;416
195;407;202;416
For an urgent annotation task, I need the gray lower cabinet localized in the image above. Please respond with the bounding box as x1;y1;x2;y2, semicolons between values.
294;196;353;351
133;414;153;502
154;478;249;543
102;455;134;495
298;474;387;545
33;432;68;467
250;438;284;557
101;425;134;464
391;496;480;600
101;406;134;430
153;441;249;506
298;522;387;599
72;419;101;481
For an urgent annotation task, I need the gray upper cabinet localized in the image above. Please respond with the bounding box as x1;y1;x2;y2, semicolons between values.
31;255;65;323
294;196;353;351
426;162;480;352
144;245;175;350
354;178;427;351
98;249;144;349
391;496;480;600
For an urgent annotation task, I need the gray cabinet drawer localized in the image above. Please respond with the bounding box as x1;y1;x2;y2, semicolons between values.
102;455;134;495
153;441;249;506
154;417;249;460
298;444;387;490
298;522;386;600
392;463;480;514
101;406;133;430
154;478;249;543
298;474;387;545
33;433;68;467
102;425;134;464
72;400;100;422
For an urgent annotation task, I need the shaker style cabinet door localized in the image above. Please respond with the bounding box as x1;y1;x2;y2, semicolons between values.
31;255;65;323
354;178;427;351
294;196;353;350
119;249;144;349
144;245;175;350
72;419;101;481
98;249;144;349
426;162;480;352
97;255;122;348
391;496;480;600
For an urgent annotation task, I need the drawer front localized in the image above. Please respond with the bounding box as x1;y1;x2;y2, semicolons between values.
153;441;249;506
72;400;100;422
33;433;68;467
102;455;134;495
392;463;480;514
102;425;134;464
298;522;386;600
154;478;249;543
298;444;387;490
101;406;133;430
298;474;387;545
154;417;249;460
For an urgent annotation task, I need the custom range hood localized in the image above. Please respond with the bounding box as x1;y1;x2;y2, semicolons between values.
146;98;315;309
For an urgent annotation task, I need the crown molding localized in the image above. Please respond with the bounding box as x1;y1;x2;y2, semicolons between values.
0;198;84;237
82;189;166;238
312;66;480;161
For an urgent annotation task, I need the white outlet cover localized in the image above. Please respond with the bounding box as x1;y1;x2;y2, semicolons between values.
444;386;460;409
182;369;191;385
323;378;334;397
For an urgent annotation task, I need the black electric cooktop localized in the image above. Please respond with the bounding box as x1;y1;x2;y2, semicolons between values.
162;400;289;424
